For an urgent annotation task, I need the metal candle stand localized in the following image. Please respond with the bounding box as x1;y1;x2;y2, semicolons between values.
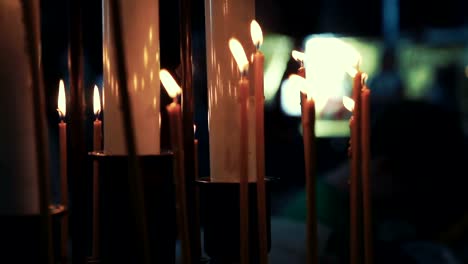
89;152;176;264
197;177;274;263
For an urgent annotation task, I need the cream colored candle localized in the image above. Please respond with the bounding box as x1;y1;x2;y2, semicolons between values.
205;0;255;182
102;0;160;155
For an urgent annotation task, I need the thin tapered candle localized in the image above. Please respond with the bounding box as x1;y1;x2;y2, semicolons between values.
349;69;362;264
251;20;268;264
361;83;372;264
290;74;318;264
229;38;250;264
92;85;102;259
57;79;68;262
160;69;192;264
179;0;198;260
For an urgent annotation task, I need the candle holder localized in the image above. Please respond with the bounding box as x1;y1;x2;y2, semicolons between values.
88;152;176;264
196;177;275;263
0;204;66;263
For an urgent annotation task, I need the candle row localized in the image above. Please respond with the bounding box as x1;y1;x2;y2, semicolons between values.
228;20;268;264
57;81;103;155
289;48;372;264
57;80;103;260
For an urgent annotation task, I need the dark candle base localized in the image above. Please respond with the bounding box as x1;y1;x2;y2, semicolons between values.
0;204;66;263
89;152;176;264
197;177;274;263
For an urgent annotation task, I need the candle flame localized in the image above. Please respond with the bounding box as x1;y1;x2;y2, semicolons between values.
93;85;101;116
346;67;358;78
250;20;263;48
160;69;182;98
229;38;249;73
361;72;369;85
194;124;197;134
342;96;355;112
288;74;309;97
345;49;362;78
57;79;66;118
291;50;305;63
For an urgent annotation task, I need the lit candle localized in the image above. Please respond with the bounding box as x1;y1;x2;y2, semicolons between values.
250;19;268;264
350;68;362;264
160;69;191;264
360;76;372;264
292;50;306;78
93;85;103;152
229;38;250;264
92;84;102;259
289;74;318;264
343;63;363;264
292;50;307;119
57;79;68;260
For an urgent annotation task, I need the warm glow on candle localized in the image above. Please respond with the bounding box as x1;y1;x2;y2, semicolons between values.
343;96;355;112
346;67;358;78
291;50;305;63
288;74;309;96
250;20;263;48
93;85;101;116
160;69;182;98
58;79;66;118
229;38;249;73
345;49;362;78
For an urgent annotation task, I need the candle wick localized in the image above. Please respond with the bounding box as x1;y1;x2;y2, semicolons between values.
57;109;65;120
240;69;248;79
173;96;178;104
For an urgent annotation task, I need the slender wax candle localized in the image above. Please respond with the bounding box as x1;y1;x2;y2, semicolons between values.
229;38;250;264
289;74;318;264
92;84;102;260
160;69;192;264
93;85;103;152
344;64;363;264
57;79;68;261
360;77;373;264
250;19;268;264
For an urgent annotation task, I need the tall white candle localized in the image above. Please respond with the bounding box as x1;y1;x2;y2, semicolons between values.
205;0;255;182
102;0;160;155
0;0;39;214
